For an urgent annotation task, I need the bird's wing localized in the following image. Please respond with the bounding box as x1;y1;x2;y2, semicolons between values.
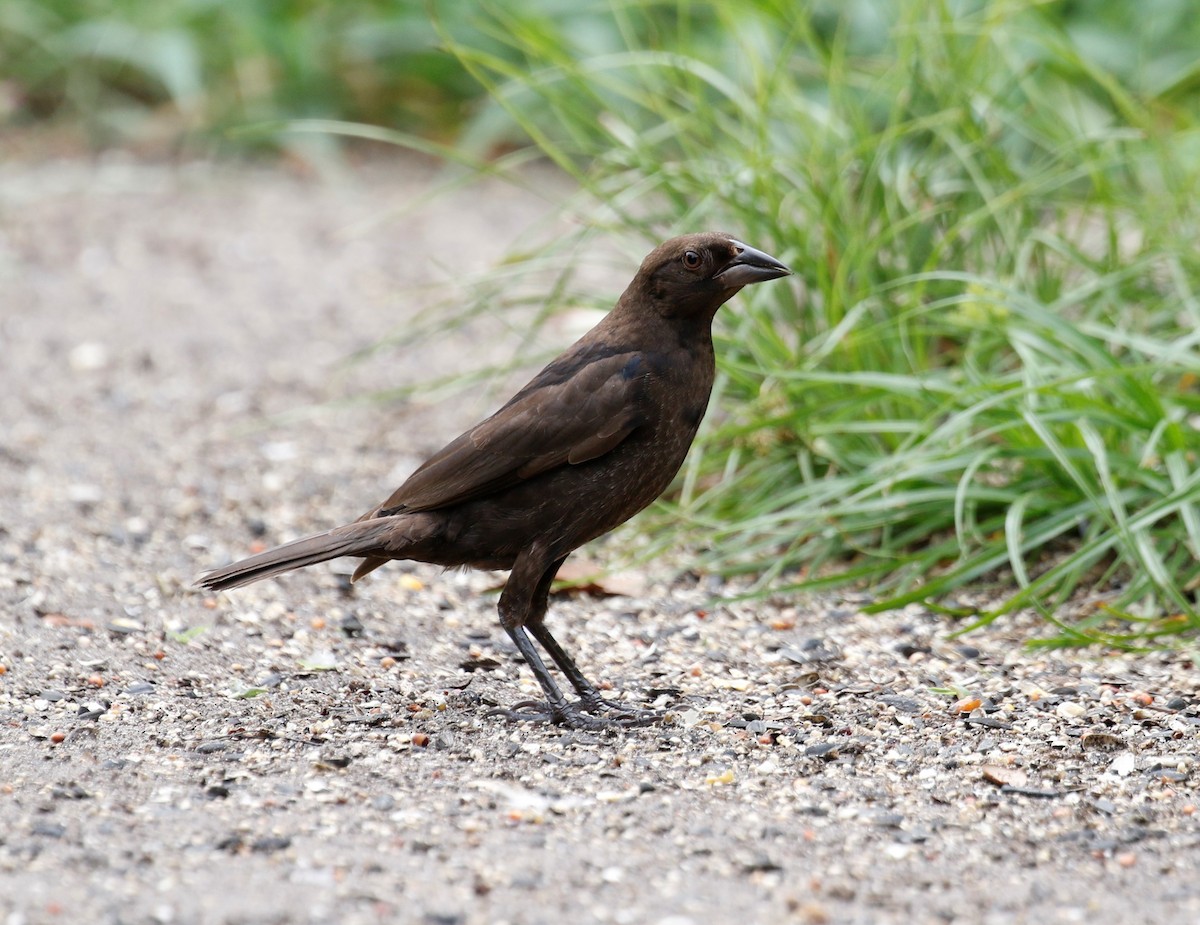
364;349;650;517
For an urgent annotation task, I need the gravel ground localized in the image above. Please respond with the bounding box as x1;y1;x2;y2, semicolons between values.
1;153;1198;925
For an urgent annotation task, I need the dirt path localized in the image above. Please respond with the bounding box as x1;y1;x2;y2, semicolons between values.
1;153;1197;925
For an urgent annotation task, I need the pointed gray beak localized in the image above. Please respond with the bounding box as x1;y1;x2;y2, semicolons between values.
714;240;792;289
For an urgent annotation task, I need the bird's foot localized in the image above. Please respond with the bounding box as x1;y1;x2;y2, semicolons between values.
488;697;663;730
577;693;664;726
488;700;613;730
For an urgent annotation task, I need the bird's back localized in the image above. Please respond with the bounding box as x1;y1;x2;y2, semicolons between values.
384;307;718;571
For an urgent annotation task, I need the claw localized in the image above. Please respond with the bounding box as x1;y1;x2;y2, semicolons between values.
579;693;664;725
487;697;664;730
485;701;556;725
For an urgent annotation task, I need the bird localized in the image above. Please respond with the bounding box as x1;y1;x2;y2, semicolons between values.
196;232;791;728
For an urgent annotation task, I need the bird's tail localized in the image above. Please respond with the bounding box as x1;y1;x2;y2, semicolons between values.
194;519;395;592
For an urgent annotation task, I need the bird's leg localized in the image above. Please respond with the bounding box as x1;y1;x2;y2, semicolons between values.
524;558;662;726
526;621;662;725
491;550;617;730
499;624;572;718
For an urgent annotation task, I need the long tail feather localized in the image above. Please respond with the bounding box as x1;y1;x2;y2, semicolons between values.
195;520;393;592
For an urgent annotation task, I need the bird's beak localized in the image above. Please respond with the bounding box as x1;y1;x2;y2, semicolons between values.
715;241;792;289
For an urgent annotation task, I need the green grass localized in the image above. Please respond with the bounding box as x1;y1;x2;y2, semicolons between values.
0;0;644;149
1;0;503;147
430;0;1200;647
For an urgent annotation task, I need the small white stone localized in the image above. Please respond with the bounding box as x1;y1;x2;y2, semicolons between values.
68;341;109;371
262;441;298;462
67;483;103;504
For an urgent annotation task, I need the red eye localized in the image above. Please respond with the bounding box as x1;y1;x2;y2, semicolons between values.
682;250;702;269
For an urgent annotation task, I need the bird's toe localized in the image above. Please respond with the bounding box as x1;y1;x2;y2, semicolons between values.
486;698;658;731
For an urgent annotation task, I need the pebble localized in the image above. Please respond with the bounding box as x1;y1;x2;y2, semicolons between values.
67;483;103;505
879;695;921;713
68;341;109;371
982;765;1028;788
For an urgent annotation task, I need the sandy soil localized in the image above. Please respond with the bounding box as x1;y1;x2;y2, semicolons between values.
1;152;1198;925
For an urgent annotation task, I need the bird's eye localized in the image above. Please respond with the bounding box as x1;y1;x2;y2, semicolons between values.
682;250;702;270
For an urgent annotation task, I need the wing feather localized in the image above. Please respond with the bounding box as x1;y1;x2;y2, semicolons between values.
362;349;648;518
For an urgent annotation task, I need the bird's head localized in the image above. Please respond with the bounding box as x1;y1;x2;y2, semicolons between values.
628;232;791;319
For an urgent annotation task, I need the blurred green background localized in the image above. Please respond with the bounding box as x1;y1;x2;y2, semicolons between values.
7;0;1200;646
9;1;1200;153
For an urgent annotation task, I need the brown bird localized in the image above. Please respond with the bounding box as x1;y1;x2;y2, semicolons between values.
196;232;791;728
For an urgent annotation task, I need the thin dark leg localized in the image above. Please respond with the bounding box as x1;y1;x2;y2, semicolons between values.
491;549;618;730
501;624;570;716
525;557;662;725
526;620;601;702
526;621;663;725
524;556;594;692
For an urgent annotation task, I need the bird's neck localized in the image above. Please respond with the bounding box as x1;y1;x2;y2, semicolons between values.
607;292;718;348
